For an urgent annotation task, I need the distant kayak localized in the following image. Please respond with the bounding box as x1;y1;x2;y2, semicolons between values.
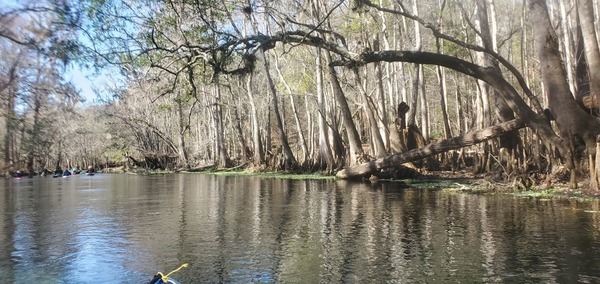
86;173;95;176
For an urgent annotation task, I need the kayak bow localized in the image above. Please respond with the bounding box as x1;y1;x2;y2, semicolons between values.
148;263;188;284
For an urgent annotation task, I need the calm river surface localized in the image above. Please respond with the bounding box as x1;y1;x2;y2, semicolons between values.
2;174;600;283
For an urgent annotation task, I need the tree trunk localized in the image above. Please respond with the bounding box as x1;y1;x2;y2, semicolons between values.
316;48;334;169
233;105;252;162
260;50;297;170
353;67;387;158
274;53;308;162
436;38;452;139
213;83;228;167
246;74;264;164
529;0;600;187
4;90;16;168
332;50;572;173
477;0;520;152
26;92;43;175
433;0;451;141
577;0;600;106
2;58;19;169
176;95;190;168
406;0;422;127
373;37;389;147
558;0;575;94
336;119;525;179
574;22;591;104
325;51;366;164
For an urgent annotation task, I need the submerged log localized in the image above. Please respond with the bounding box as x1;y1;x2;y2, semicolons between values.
336;119;525;179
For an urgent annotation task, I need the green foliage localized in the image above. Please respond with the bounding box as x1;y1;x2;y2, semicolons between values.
513;189;557;198
157;103;174;112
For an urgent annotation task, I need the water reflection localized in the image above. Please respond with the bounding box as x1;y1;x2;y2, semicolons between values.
2;175;600;283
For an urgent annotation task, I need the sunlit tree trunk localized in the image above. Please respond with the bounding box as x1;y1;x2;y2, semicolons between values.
325;51;366;164
305;95;314;161
354;67;387;158
406;0;421;127
477;0;520;152
373;37;389;147
435;37;452;139
3;89;16;168
274;53;308;163
2;56;20;169
577;0;600;105
245;74;264;165
419;68;429;143
260;50;297;170
213;83;228;167
475;1;491;130
558;0;575;94
316;48;334;169
175;94;189;168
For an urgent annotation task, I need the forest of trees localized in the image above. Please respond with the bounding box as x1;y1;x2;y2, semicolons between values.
1;0;600;189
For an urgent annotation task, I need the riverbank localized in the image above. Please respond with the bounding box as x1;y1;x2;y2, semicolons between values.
103;165;600;199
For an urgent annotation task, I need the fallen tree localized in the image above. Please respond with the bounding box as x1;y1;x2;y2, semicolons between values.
336;118;525;179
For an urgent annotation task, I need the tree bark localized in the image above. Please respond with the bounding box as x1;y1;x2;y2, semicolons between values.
353;67;387;158
529;0;600;188
373;37;389;147
316;48;334;169
260;50;298;170
336;119;525;179
477;0;520;152
530;0;600;153
274;53;308;162
2;56;20;168
213;82;228;167
245;74;264;164
325;51;366;164
332;49;572;171
577;0;600;106
176;94;190;168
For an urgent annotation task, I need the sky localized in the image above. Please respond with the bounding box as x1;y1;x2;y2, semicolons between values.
67;64;123;105
69;68;98;104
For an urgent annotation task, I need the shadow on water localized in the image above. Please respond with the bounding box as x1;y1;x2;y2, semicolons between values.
2;174;600;283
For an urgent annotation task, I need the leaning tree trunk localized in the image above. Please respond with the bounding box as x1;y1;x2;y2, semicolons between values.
332;50;572;178
325;51;367;164
336;119;525;178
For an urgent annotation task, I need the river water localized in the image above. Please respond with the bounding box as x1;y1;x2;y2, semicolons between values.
1;174;600;283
